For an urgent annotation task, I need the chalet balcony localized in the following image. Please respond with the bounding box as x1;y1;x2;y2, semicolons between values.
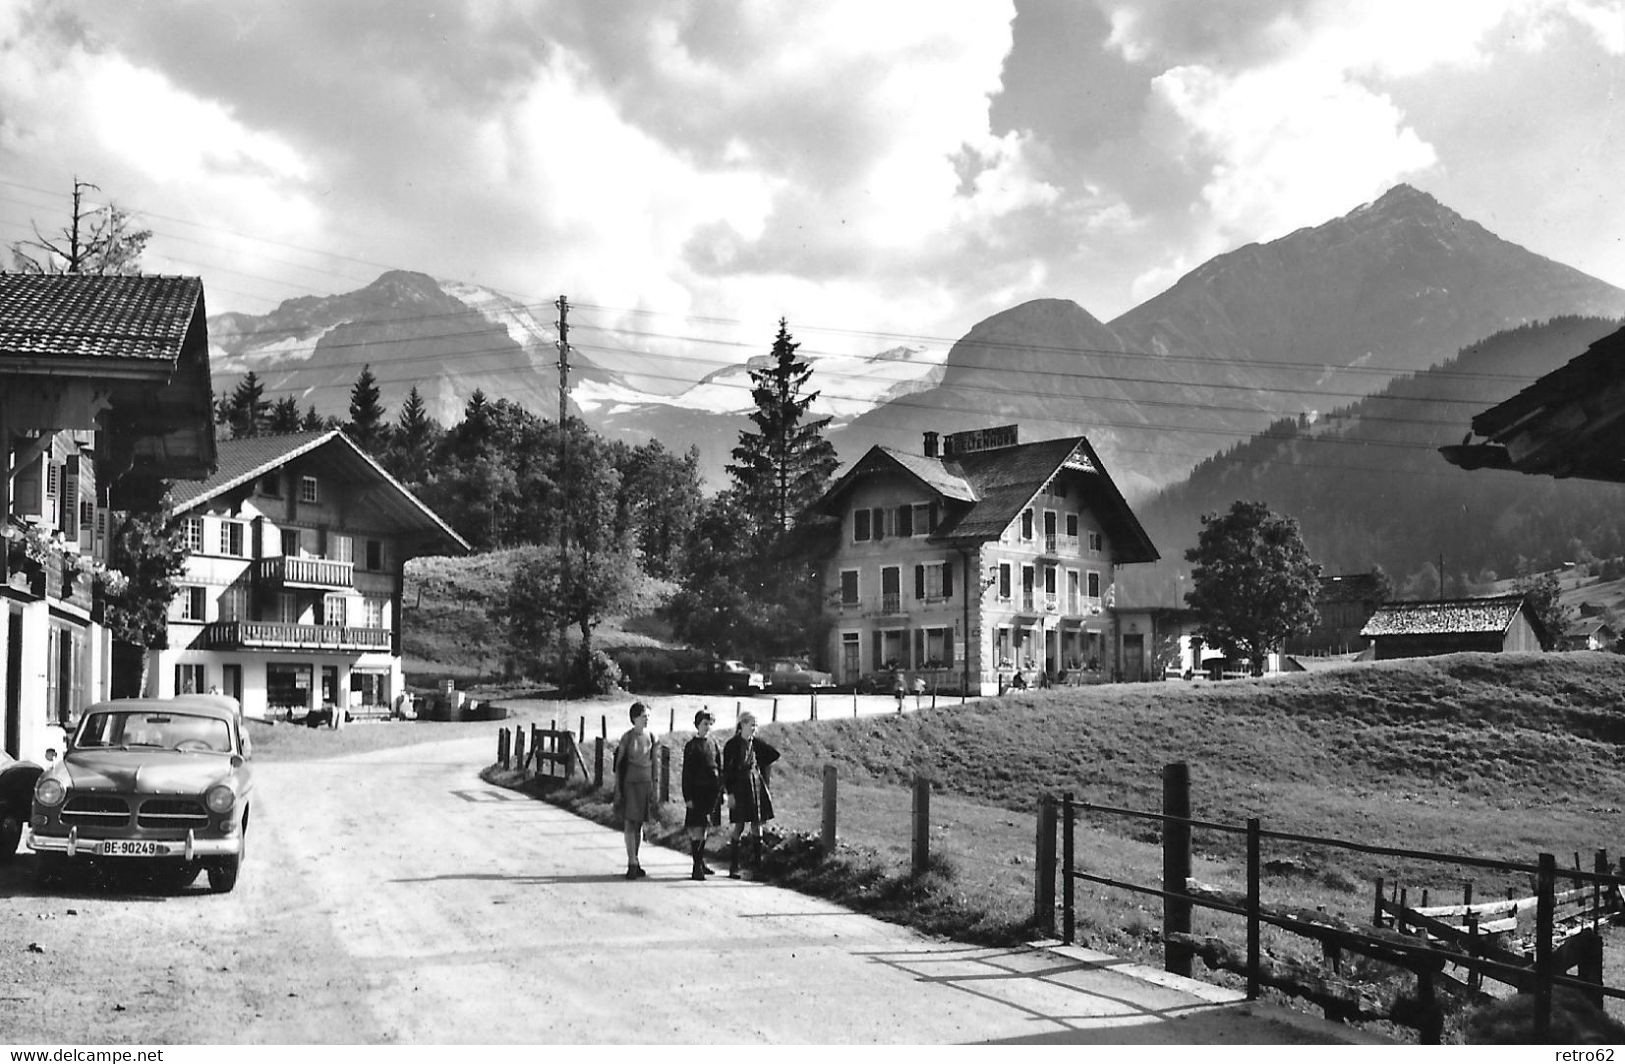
256;555;354;591
201;620;389;652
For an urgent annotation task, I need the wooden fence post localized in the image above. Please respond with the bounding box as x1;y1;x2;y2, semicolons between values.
600;714;607;740
1535;852;1556;1041
820;765;837;853
1246;816;1260;1001
497;727;508;768
772;698;778;722
594;736;604;788
515;728;527;777
1062;791;1075;946
579;716;585;744
1578;928;1605;1010
1034;796;1057;938
561;732;576;779
911;775;931;877
1162;762;1193;977
669;707;675;734
1596;849;1609;932
810;689;818;720
659;744;671;804
1373;876;1385;927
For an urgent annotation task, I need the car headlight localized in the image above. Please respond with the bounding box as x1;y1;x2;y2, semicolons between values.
205;784;237;814
34;777;66;807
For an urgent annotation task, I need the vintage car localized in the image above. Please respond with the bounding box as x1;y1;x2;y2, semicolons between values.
26;696;254;893
765;660;835;693
668;658;765;694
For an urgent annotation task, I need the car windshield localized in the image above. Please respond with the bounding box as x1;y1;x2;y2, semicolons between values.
76;711;232;753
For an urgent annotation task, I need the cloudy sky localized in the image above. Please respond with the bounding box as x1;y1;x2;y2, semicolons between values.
2;0;1621;385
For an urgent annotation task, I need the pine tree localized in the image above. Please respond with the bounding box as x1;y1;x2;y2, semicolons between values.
301;404;329;431
726;318;839;543
226;372;270;438
268;396;302;434
386;385;438;487
346;363;388;452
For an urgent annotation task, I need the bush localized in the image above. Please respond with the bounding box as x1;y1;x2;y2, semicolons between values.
572;647;623;696
613;647;686;691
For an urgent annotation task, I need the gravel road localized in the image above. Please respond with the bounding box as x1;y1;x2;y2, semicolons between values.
0;733;1378;1045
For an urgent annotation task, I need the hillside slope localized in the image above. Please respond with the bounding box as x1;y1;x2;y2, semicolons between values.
1132;315;1625;590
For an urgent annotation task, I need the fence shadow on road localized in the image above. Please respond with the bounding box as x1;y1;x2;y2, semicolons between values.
853;943;1314;1045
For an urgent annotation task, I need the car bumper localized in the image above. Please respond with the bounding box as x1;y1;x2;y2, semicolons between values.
25;825;242;860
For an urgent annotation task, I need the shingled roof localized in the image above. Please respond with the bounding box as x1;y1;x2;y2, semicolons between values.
1360;595;1530;638
172;429;470;555
0;274;205;362
816;433;1158;563
0;273;216;481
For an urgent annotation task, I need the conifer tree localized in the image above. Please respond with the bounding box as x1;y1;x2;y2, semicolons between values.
226;372;271;438
346;363;388;452
726;318;839;543
386;385;439;487
268;396;302;434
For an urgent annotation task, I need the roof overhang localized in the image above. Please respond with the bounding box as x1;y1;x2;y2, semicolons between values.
1441;325;1625;483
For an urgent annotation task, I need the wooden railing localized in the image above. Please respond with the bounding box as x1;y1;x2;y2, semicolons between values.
201;620;388;651
256;555;354;590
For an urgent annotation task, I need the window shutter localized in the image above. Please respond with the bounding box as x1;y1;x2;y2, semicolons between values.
915;564;925;600
872;631;882;670
872;507;885;541
914;629;924;668
943;562;954;599
928;501;939;532
61;456;79;538
897;505;913;537
14;455;42;518
854;509;870;541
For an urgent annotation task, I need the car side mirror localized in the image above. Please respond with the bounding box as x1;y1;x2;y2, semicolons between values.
240;733;253;759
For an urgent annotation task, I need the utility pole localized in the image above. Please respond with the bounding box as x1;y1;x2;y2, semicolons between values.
555;296;571;689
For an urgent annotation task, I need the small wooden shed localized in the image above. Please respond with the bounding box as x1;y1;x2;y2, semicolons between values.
1359;594;1546;660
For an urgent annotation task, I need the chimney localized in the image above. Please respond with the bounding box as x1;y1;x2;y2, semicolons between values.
923;431;939;458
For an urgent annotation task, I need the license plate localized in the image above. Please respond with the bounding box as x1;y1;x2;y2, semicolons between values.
99;840;169;857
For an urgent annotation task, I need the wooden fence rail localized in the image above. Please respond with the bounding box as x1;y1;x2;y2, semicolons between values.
1036;762;1625;1043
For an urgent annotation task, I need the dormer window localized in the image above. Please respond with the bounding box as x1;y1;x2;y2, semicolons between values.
300;476;320;504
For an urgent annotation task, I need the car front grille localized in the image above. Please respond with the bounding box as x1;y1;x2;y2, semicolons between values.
61;795;131;828
137;799;209;829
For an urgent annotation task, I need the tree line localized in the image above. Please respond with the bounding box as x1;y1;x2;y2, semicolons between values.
215;321;840;690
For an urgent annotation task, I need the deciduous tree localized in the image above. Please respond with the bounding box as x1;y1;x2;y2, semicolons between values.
1184;500;1320;675
104;499;190;696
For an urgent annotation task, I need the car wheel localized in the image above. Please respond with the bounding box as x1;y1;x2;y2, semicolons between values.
158;862;202;891
0;810;21;865
209;818;246;894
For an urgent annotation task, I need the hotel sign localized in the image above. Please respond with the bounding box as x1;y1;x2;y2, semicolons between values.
944;424;1018;456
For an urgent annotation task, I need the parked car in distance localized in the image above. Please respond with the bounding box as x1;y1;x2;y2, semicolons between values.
668;659;765;694
0;750;44;864
26;695;254;893
766;660;835;693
